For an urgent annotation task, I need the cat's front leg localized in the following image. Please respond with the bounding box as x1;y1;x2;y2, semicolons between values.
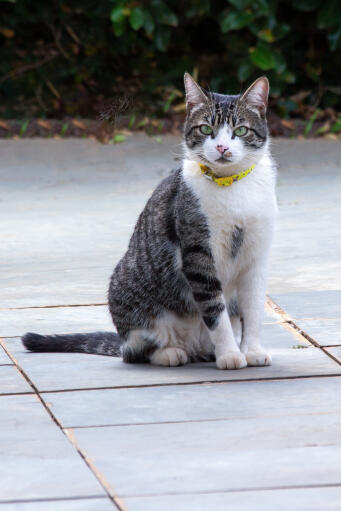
182;250;246;369
237;264;272;367
209;306;247;369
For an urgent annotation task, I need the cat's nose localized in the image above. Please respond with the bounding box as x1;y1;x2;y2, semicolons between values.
216;144;229;154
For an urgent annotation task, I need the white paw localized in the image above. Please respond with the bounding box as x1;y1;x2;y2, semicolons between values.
246;350;272;367
150;347;188;367
216;351;247;370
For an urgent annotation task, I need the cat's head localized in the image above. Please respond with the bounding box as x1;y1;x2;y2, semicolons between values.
183;73;269;174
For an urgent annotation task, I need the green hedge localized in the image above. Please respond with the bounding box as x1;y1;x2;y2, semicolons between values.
1;0;340;118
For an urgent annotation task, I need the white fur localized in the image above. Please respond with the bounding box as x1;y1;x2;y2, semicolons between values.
182;145;277;368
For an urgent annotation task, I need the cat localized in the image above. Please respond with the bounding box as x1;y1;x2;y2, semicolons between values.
22;73;277;370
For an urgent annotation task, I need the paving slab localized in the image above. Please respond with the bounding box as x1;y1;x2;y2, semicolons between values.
1;264;113;309
0;138;177;308
0;394;105;501
0;365;32;394
44;376;341;428
0;344;11;364
0;305;113;338
0;499;114;510
270;291;341;320
292;319;341;346
326;346;341;363
69;414;341;496
123;487;341;511
4;327;340;392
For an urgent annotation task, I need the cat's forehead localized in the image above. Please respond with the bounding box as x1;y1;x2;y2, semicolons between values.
189;93;241;126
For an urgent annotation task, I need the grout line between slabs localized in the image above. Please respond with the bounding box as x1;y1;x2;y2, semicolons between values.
116;481;341;499
64;408;341;430
266;297;341;366
0;302;107;311
0;495;108;505
36;373;341;394
0;338;127;511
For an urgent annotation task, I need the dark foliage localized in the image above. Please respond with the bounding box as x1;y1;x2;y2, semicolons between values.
1;0;340;119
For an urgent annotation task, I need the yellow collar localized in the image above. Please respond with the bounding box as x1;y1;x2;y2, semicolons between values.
199;163;255;187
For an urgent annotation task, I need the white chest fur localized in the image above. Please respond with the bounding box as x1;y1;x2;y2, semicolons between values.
182;154;277;287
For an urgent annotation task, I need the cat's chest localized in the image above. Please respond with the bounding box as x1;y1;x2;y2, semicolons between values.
183;163;277;273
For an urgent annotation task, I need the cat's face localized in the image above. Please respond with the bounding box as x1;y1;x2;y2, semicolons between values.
183;74;269;173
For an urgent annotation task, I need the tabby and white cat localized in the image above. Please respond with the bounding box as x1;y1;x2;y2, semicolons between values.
23;73;277;370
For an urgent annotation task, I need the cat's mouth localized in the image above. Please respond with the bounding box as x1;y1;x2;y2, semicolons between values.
215;154;232;163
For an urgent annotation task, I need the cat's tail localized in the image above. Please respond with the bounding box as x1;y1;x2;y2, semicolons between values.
22;331;123;357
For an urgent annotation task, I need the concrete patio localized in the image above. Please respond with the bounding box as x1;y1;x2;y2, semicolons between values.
1;136;341;510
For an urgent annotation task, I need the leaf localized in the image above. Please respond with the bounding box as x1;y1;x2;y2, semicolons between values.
304;110;319;136
237;60;254;81
19;120;29;137
331;116;341;133
113;134;126;143
227;0;251;9
249;45;276;70
128;113;136;129
143;10;155;35
60;123;68;137
273;52;286;73
257;28;275;42
159;8;178;27
110;6;125;24
163;90;177;112
0;28;15;38
155;28;170;51
328;24;341;51
130;7;145;30
221;10;253;32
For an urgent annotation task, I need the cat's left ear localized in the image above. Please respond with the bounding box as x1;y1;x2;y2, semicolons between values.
240;76;269;117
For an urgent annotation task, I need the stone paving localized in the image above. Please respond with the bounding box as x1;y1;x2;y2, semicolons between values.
0;137;341;510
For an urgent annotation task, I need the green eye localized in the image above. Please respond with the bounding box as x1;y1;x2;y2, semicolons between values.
199;124;213;135
234;126;248;137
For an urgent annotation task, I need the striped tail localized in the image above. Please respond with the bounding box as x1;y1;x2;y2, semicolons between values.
22;331;123;357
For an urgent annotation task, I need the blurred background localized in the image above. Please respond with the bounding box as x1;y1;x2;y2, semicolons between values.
1;0;341;139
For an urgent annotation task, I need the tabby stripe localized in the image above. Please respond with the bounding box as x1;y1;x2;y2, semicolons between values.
193;291;217;302
185;272;222;292
182;244;212;258
204;303;225;316
203;315;218;330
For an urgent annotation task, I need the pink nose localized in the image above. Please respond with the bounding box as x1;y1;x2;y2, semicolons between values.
216;144;228;154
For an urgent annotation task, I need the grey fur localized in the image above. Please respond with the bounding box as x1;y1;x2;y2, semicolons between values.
22;76;269;364
231;225;244;259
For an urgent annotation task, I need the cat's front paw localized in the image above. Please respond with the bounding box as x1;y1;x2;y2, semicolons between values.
246;350;272;367
216;351;247;370
150;347;188;367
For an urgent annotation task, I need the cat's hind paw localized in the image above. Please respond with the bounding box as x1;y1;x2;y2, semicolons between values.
150;347;188;367
216;351;247;370
246;350;272;367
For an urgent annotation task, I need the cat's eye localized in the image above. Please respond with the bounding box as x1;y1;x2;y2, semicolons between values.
234;126;248;137
199;124;213;135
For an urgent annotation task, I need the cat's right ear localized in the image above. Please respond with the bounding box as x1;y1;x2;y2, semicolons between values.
184;73;207;111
